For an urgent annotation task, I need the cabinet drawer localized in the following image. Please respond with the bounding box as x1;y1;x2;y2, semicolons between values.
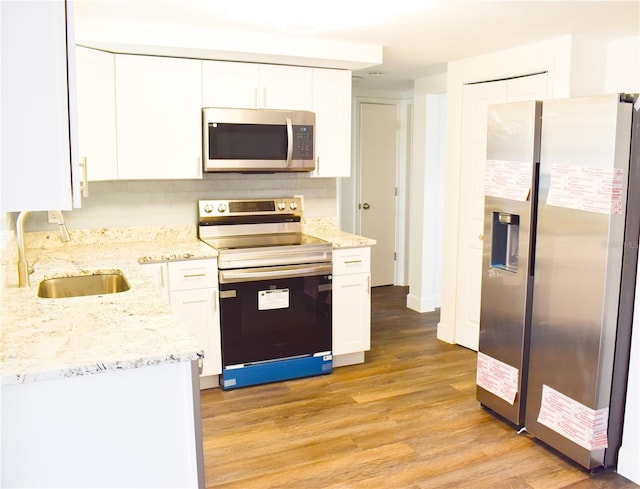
168;259;218;291
333;247;371;275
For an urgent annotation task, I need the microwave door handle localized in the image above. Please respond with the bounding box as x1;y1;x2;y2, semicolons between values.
286;117;293;167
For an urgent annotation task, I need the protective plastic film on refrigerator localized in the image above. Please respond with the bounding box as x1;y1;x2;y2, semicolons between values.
477;93;640;472
524;94;639;470
476;100;542;427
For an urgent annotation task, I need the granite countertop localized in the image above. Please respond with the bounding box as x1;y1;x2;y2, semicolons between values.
0;234;217;386
303;218;377;248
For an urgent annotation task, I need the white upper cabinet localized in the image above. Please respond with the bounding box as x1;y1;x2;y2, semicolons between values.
312;68;352;177
1;0;79;211
202;61;261;108
202;61;313;110
259;64;313;110
115;55;202;179
75;47;118;181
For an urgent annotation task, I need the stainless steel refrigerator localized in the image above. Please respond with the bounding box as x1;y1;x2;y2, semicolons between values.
524;93;639;470
476;100;542;427
478;93;639;471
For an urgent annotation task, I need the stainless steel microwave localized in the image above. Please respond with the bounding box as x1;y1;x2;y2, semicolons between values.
202;107;315;172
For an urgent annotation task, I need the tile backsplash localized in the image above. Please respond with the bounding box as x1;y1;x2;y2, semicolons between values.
18;174;338;232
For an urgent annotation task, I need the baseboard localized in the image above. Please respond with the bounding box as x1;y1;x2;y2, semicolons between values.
437;320;455;344
199;374;220;390
406;293;437;313
333;351;365;367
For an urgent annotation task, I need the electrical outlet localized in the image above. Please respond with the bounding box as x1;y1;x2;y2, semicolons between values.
47;211;60;224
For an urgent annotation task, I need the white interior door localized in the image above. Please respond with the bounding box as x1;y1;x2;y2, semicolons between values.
454;73;547;351
358;102;398;287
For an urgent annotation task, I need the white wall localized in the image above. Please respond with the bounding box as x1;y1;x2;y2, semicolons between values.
605;36;640;93
407;73;446;312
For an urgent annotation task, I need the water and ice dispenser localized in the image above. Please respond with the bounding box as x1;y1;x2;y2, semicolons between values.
490;212;520;272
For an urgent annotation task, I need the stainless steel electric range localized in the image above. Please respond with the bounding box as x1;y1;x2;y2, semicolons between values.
198;197;333;390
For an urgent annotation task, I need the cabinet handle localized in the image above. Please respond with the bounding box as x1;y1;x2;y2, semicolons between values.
262;87;267;108
367;275;371;295
316;156;320;175
213;289;218;312
344;260;362;264
160;266;165;288
182;273;206;278
80;156;89;198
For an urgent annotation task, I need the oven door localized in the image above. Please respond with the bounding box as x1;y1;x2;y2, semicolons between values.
218;264;332;368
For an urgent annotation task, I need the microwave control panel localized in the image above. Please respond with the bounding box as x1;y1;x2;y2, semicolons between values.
292;126;313;160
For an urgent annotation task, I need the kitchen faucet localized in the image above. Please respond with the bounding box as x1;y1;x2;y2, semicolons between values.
16;210;71;287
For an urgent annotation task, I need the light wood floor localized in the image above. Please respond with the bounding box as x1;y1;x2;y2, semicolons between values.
200;286;638;489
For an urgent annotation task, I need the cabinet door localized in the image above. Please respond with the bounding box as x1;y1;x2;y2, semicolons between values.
75;47;117;181
115;55;202;179
139;262;170;302
170;288;222;377
259;65;313;110
332;272;371;355
1;0;76;211
202;60;260;109
167;259;217;291
312;68;352;177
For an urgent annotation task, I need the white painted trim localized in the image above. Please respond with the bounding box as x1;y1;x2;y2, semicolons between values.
333;351;365;367
406;292;440;313
407;82;446;315
76;17;382;71
617;259;640;484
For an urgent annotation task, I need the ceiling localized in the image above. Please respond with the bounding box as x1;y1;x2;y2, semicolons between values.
75;1;640;91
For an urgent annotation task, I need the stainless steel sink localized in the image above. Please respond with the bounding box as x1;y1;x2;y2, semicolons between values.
38;272;131;298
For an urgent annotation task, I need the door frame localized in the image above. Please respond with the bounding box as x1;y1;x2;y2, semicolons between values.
437;38;571;345
347;95;412;286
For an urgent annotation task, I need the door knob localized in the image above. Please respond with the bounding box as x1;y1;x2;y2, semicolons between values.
362;203;370;210
478;234;484;240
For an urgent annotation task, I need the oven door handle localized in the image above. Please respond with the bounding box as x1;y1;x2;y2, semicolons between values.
219;263;332;284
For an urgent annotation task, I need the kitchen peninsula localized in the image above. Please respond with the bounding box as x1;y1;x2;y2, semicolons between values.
1;220;375;487
0;226;214;488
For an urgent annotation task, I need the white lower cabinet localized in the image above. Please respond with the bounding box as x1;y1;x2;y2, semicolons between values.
140;261;170;302
170;288;220;378
332;248;372;363
141;259;221;384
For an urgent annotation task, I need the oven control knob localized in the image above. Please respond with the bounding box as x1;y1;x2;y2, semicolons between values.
203;204;213;213
289;202;298;211
277;202;286;211
217;203;227;213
